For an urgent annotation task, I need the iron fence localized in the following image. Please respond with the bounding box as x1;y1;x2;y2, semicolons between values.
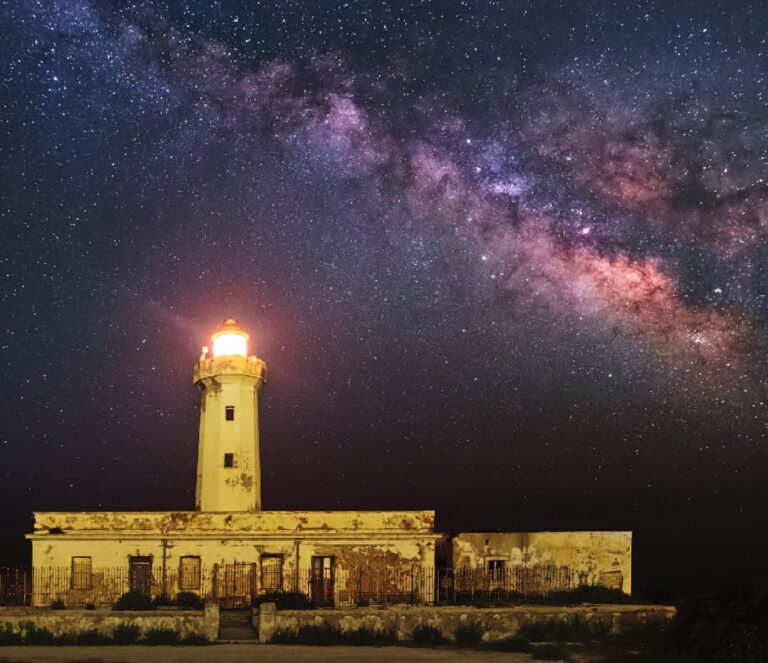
0;563;588;608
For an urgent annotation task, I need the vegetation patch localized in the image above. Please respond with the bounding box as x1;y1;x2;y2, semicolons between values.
482;633;531;652
0;620;210;646
531;642;571;660
454;621;485;645
271;623;396;646
73;629;111;645
111;622;140;644
174;591;204;609
113;590;154;611
253;590;313;610
519;615;611;642
448;585;638;607
411;623;446;646
667;587;768;662
271;624;343;645
0;623;23;646
142;627;180;645
341;626;397;646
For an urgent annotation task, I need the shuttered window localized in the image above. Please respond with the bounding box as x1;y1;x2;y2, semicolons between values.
260;555;283;592
71;557;92;590
179;556;201;590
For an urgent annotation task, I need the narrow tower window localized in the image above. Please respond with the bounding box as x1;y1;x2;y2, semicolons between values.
225;405;235;421
224;453;234;468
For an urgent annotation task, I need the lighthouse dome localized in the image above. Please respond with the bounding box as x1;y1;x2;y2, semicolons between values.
211;318;249;357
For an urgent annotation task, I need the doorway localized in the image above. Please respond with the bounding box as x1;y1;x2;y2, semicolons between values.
310;556;334;607
128;556;152;595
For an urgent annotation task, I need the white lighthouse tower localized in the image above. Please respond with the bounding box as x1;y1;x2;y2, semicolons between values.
193;318;267;512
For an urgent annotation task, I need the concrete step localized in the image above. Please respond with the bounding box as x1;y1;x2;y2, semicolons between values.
219;609;252;626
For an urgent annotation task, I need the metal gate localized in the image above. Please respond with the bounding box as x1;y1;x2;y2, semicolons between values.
213;562;255;608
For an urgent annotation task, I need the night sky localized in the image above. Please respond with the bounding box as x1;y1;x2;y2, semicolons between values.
2;0;768;592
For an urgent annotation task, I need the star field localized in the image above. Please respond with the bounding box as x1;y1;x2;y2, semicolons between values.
1;0;768;589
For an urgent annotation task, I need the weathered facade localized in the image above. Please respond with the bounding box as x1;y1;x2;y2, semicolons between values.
26;319;632;607
28;511;436;606
438;532;632;595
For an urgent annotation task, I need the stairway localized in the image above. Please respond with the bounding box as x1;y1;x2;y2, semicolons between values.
218;608;258;642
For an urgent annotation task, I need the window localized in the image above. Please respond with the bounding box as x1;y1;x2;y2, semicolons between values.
71;557;92;590
487;559;506;576
224;452;234;467
487;559;506;590
225;405;235;421
260;555;283;592
179;556;201;591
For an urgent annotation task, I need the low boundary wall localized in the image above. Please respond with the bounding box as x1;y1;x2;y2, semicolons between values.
256;603;675;642
0;604;219;641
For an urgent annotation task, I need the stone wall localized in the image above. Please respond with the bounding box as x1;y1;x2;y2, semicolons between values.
258;603;674;642
0;604;219;641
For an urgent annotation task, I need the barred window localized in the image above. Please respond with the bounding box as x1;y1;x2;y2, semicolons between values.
71;557;92;590
260;555;283;593
179;556;201;591
487;559;506;577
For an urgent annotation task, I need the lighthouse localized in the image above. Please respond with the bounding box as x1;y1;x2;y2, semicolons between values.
193;319;267;512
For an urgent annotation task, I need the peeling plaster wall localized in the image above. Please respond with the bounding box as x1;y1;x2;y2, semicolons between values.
441;532;632;594
30;510;435;535
27;510;438;605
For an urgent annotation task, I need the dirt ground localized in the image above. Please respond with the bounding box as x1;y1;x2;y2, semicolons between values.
0;644;591;663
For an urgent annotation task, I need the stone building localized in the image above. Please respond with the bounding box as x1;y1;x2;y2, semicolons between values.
27;319;631;606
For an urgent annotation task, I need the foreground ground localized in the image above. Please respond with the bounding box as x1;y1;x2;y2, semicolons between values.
0;644;598;663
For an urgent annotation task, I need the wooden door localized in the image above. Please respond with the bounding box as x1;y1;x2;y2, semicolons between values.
310;556;334;607
128;556;152;595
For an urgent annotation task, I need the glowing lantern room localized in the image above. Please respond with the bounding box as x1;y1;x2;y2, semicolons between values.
211;318;249;357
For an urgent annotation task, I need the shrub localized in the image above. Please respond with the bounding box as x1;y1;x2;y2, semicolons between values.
531;643;571;660
669;587;768;662
175;591;204;609
253;591;313;610
273;624;342;645
112;622;141;644
342;626;397;646
519;615;611;642
74;629;110;645
550;585;633;605
142;627;180;645
180;633;210;645
151;593;174;608
0;622;22;645
84;603;96;610
483;633;532;652
22;623;56;645
50;599;65;610
113;590;153;611
454;621;485;645
411;623;445;646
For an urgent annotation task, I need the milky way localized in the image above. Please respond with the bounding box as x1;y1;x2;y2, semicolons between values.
2;1;768;587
